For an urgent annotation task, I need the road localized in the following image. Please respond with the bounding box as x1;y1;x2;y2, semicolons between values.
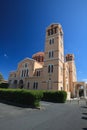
0;100;87;130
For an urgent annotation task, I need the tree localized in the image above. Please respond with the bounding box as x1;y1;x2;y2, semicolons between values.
0;73;4;83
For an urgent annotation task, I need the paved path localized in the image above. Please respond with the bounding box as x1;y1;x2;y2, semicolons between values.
0;100;87;130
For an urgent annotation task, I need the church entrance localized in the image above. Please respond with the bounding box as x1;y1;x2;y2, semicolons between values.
73;82;87;99
13;80;17;88
79;86;84;97
19;80;24;89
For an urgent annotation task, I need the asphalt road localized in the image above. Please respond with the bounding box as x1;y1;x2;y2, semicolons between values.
0;100;87;130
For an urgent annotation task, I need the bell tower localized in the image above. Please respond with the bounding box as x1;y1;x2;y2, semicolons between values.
43;23;64;90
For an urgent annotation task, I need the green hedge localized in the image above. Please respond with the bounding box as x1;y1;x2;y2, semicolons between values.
0;89;43;107
42;91;67;103
0;89;67;108
0;83;9;88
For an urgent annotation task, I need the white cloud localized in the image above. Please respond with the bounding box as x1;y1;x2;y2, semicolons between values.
82;79;87;83
4;53;8;58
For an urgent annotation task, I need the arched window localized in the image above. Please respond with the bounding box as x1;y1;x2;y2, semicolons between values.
49;52;51;58
37;71;40;76
33;82;35;89
25;63;27;68
48;65;53;73
36;71;38;76
21;69;29;77
54;27;57;34
24;70;26;77
49;51;54;58
26;69;29;77
21;70;23;77
49;38;54;45
52;38;54;44
48;65;50;73
51;65;53;73
33;82;38;89
36;82;38;89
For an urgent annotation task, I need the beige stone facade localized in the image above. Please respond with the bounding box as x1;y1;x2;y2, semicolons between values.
8;23;78;98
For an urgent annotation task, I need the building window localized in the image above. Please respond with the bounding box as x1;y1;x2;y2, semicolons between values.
54;27;57;34
24;70;26;77
21;70;23;77
21;69;29;77
25;63;27;68
33;82;35;89
36;82;38;89
48;65;53;73
27;82;30;89
48;65;50;73
51;65;53;72
50;29;53;35
26;69;29;77
52;38;54;43
52;51;54;57
49;51;54;58
37;71;40;76
33;82;38;89
48;28;57;36
49;38;54;45
49;52;51;58
48;30;50;36
49;39;51;44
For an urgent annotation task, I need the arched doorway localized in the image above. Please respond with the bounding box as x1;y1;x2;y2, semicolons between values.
19;80;24;89
13;80;17;88
73;82;87;98
79;86;84;97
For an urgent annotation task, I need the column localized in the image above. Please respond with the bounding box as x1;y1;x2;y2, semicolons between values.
73;85;76;98
84;85;87;98
77;89;79;98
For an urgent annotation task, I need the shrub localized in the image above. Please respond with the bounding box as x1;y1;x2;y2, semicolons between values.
0;89;43;107
42;91;67;103
0;83;9;88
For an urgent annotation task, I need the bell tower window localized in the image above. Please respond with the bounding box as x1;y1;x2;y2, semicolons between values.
48;64;54;73
48;26;58;36
49;38;54;44
49;51;54;58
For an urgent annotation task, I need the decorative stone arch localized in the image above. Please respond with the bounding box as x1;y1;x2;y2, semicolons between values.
73;82;87;98
13;80;18;88
19;80;24;89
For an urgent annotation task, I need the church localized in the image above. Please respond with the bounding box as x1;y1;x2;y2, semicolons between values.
9;23;84;99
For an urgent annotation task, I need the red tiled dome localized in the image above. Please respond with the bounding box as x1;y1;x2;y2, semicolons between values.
32;52;44;63
32;52;44;58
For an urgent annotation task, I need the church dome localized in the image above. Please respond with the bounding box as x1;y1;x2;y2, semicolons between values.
32;52;44;64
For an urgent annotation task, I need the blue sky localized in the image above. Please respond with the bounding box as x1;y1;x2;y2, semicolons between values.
0;0;87;81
